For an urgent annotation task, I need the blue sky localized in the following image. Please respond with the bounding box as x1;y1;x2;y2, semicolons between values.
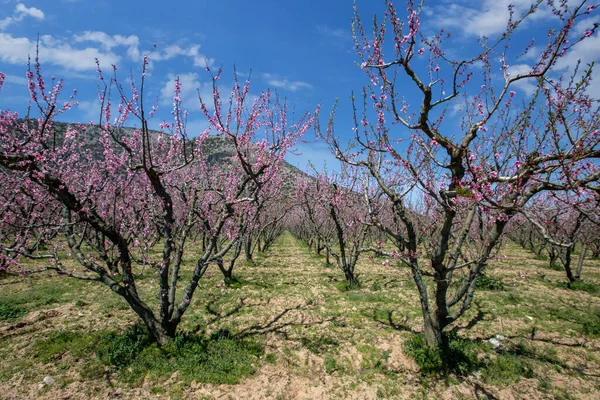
1;0;599;171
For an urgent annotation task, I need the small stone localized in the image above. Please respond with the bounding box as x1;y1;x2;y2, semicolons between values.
43;376;55;386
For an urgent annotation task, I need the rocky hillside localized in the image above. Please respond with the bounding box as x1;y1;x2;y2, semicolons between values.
36;121;310;190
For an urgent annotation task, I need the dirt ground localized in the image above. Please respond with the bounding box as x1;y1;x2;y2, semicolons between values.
1;233;599;399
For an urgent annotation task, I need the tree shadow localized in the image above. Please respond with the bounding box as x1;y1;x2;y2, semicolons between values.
471;333;600;378
234;304;336;339
451;302;486;334
372;309;413;332
205;297;246;326
473;382;499;400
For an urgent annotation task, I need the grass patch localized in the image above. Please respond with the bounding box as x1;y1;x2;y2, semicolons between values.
346;291;394;304
324;356;338;374
475;274;505;291
482;353;534;384
582;311;600;337
556;281;599;295
96;325;264;385
300;334;339;354
223;275;245;289
404;333;481;377
33;330;104;363
0;302;28;321
357;344;390;372
96;323;153;368
334;281;361;292
0;281;71;310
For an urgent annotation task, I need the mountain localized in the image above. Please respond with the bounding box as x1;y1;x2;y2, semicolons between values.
37;121;310;190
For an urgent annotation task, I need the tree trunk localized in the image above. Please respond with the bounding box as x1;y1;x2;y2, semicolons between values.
422;310;444;347
244;237;253;262
123;296;177;346
562;246;580;283
216;258;233;280
344;266;358;286
576;242;587;279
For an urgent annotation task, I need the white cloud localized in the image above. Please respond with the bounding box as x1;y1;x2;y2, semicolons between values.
15;3;44;20
150;44;214;68
553;31;600;98
317;25;349;40
0;3;44;30
262;73;313;92
506;64;538;96
160;73;214;110
425;0;553;37
0;18;12;30
74;31;141;62
0;33;120;71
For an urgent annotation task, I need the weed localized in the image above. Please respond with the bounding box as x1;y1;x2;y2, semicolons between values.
482;353;534;384
582;317;600;337
0;302;27;321
95;324;264;385
501;292;522;305
96;323;152;369
334;281;360;292
224;276;245;289
358;344;387;371
264;352;277;364
33;330;104;363
475;274;505;291
79;360;105;379
324;356;337;374
346;291;394;304
557;281;599;295
404;333;481;376
300;334;339;354
0;282;70;310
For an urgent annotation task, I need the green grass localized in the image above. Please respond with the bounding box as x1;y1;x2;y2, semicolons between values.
1;232;599;398
555;280;599;295
482;353;534;384
404;333;482;377
582;312;600;337
33;330;104;363
475;274;506;291
0;281;71;310
29;324;264;386
299;333;339;354
0;302;28;321
99;326;263;385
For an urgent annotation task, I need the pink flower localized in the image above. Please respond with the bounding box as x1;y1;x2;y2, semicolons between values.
418;47;424;54
584;29;593;37
434;66;440;73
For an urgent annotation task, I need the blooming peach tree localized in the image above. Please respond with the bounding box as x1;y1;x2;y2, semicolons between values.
323;0;600;347
0;56;317;344
295;165;372;286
